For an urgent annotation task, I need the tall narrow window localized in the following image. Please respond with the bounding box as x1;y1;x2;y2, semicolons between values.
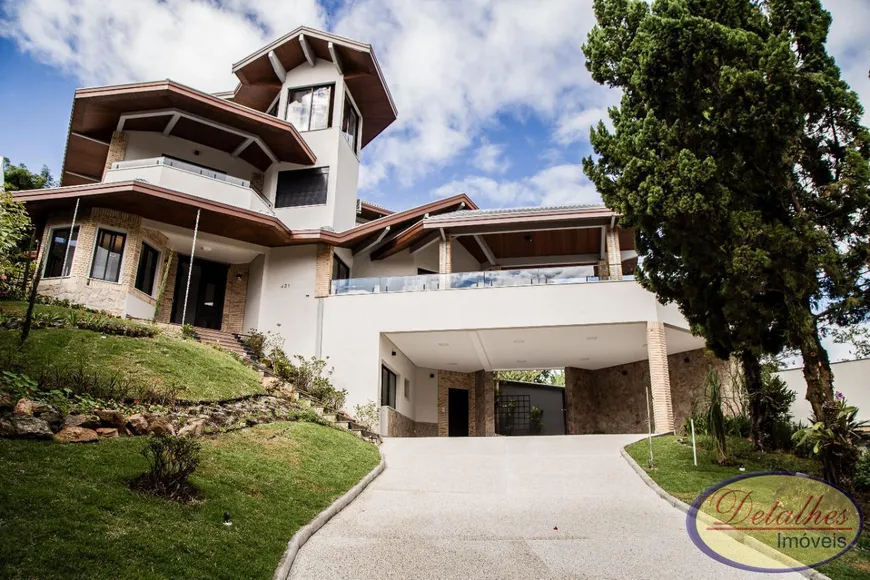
44;226;79;278
135;242;160;295
90;229;126;282
286;84;333;132
332;255;350;281
342;95;360;152
381;365;397;408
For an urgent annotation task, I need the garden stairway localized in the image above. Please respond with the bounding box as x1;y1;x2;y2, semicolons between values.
192;327;253;360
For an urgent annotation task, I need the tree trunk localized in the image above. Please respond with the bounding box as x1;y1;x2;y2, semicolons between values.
740;349;767;450
797;317;835;424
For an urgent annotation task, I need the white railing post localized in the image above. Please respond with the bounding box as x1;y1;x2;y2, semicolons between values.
180;209;201;326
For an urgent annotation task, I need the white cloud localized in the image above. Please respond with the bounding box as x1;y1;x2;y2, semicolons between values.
3;0;869;201
471;139;510;173
0;0;326;92
432;163;602;208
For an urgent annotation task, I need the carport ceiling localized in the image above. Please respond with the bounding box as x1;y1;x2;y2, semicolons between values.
385;323;705;373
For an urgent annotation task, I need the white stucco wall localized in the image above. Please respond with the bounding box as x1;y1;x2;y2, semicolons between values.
777;358;870;423
125;292;155;320
255;245;319;357
379;335;418;420
104;164;267;213
263;58;360;232
123;131;257;182
320;280;672;413
243;254;265;332
414;367;439;424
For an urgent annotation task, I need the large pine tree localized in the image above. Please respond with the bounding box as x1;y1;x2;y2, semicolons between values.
583;0;870;481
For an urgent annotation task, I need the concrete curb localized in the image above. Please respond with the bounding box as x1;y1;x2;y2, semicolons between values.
620;448;833;580
273;450;386;580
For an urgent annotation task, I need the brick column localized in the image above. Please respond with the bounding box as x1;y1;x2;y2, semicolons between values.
606;226;622;279
314;244;334;298
474;370;495;436
103;131;128;178
646;321;674;433
597;259;609;281
438;236;452;273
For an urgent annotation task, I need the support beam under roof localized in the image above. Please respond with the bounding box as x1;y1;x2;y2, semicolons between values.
474;234;497;266
268;50;287;82
162;112;181;136
299;34;315;67
328;42;344;75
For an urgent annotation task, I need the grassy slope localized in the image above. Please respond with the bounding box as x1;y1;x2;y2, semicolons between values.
0;422;380;580
625;435;870;580
0;328;263;402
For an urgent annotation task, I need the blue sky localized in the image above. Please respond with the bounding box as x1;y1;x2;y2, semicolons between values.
1;0;868;214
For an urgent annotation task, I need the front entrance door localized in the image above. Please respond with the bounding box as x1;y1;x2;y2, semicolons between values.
448;388;469;437
170;255;229;330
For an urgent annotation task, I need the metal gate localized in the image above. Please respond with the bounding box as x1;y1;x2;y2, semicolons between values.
495;394;531;436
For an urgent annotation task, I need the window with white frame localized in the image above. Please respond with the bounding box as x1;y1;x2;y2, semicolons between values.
90;229;126;282
286;84;333;132
43;226;79;278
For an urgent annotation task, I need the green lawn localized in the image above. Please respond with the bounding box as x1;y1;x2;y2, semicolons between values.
0;422;380;580
0;328;264;402
0;300;89;318
625;435;870;580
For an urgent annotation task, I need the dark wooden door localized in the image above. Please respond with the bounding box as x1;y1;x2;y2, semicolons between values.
171;256;228;330
448;388;469;437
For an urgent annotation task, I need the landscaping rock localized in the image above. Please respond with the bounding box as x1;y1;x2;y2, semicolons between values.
126;414;149;435
95;409;126;428
0;416;15;437
96;427;119;438
55;426;99;443
0;391;15;411
13;416;53;438
177;419;206;438
148;416;175;437
63;414;101;430
13;398;50;417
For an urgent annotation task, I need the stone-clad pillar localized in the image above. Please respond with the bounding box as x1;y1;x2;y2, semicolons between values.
606;226;622;280
103;131;128;178
646;321;674;433
474;370;495;436
314;244;334;298
438;236;452;273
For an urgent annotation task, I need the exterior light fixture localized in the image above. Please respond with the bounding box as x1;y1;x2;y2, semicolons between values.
437;342;449;347
513;339;524;344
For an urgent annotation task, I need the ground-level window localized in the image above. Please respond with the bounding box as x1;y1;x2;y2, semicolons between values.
333;254;350;281
275;167;329;207
43;226;80;278
90;229;126;282
286;84;333;132
135;242;160;295
404;378;411;400
381;365;397;408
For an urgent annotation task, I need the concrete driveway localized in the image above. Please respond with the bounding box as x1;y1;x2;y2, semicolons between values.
289;436;806;579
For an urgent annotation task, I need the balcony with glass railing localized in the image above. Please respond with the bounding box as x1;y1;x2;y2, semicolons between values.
331;266;634;295
104;156;274;215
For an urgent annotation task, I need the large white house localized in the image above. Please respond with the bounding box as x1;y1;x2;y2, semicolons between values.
15;27;723;438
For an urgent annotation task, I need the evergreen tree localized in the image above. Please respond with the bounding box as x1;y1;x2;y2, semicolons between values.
583;0;870;480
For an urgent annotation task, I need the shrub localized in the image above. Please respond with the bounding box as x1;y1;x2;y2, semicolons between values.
353;401;380;431
180;323;195;339
529;406;543;434
793;395;867;486
242;329;267;360
854;451;870;492
132;435;202;501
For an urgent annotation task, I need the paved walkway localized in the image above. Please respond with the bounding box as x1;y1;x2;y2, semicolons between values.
289;436;806;579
